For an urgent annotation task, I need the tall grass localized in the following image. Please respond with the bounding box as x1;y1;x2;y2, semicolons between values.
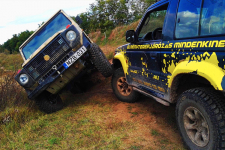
0;67;40;140
89;20;141;46
0;71;26;111
0;53;23;71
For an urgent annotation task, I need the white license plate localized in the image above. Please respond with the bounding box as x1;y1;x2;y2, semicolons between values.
63;46;87;69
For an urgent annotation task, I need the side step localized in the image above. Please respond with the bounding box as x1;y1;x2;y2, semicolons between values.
133;87;170;106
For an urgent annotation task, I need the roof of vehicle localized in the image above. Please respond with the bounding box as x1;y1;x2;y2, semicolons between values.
147;0;169;11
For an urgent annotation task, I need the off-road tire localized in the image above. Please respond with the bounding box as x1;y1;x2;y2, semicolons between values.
35;91;63;114
176;88;225;150
89;43;112;77
111;68;139;103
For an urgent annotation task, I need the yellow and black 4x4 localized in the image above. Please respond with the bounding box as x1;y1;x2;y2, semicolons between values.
15;10;112;114
112;0;225;149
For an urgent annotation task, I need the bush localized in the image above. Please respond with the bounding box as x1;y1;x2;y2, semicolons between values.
0;70;38;136
0;53;23;71
0;71;28;111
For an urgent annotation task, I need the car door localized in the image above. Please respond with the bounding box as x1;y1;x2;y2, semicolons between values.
126;5;168;97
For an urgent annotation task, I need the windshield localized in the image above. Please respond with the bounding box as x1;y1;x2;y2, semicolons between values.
22;13;71;59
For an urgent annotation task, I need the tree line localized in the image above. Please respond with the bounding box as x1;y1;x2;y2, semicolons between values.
0;30;34;54
0;0;157;54
78;0;156;33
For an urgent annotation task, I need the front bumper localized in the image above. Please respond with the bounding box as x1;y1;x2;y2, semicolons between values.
28;58;86;99
26;43;91;99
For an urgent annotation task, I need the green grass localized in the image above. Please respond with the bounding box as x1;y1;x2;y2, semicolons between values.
151;129;160;136
106;51;114;60
90;20;140;47
129;145;143;150
48;137;61;145
0;77;186;149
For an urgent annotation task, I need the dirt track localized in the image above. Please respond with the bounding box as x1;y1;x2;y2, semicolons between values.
62;71;186;149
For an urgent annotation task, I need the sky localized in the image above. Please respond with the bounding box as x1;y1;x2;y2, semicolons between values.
0;0;96;45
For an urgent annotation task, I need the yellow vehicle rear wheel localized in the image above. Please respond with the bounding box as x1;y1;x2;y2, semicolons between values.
176;88;225;149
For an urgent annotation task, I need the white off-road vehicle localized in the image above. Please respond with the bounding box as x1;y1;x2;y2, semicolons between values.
15;10;112;113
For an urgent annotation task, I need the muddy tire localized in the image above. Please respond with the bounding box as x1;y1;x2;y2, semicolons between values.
89;43;112;77
111;68;139;103
35;91;63;114
176;88;225;150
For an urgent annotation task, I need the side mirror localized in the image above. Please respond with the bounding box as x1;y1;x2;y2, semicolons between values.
126;30;138;43
75;16;83;25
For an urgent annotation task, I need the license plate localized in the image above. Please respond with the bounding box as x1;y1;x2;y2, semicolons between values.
63;46;87;69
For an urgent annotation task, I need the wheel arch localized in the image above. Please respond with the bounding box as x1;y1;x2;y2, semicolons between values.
113;59;122;70
113;53;129;75
169;73;213;103
169;60;225;103
168;60;225;91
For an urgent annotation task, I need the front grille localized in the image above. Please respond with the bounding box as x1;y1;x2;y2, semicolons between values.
25;35;70;80
42;54;70;81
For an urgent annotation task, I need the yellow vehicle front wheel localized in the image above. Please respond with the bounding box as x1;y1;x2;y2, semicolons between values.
111;68;139;103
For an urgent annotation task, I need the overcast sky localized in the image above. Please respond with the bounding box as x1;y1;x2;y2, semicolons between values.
0;0;96;45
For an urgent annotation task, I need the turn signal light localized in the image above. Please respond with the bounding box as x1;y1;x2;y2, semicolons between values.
66;24;70;29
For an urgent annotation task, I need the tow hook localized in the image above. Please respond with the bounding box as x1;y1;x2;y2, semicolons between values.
52;65;62;77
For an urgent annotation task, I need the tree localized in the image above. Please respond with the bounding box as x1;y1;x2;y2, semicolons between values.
115;0;129;25
2;30;34;54
0;45;4;53
129;0;155;22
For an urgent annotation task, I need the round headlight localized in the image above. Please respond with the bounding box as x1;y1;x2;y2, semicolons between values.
66;30;76;41
19;74;29;85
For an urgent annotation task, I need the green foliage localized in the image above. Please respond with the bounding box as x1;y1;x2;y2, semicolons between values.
0;45;4;53
72;0;156;33
2;30;34;54
48;138;60;145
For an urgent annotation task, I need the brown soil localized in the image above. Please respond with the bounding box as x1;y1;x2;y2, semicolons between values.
78;70;185;149
100;45;118;56
75;45;185;149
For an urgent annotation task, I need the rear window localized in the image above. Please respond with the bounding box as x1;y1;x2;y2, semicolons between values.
200;0;225;36
175;0;225;38
175;0;201;38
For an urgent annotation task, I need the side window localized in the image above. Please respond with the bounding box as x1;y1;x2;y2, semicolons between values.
200;0;225;36
139;8;167;41
175;0;201;38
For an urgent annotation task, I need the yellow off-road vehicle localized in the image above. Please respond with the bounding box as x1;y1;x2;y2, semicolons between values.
112;0;225;149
